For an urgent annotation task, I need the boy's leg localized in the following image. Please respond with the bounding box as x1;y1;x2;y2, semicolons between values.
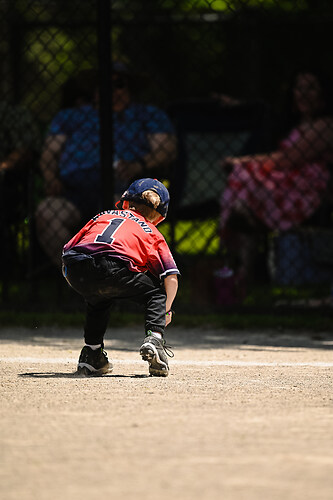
84;298;113;346
112;268;167;333
105;266;172;377
125;274;172;377
143;286;167;334
76;297;113;376
62;256;113;376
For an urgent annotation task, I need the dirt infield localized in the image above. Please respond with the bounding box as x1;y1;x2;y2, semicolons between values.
0;325;332;500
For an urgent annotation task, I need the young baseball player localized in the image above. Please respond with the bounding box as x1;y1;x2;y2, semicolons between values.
62;178;179;377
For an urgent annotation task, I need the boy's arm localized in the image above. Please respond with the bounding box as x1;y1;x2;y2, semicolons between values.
164;274;178;326
40;135;67;195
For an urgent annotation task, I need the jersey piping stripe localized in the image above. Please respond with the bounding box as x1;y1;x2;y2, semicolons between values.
159;268;180;279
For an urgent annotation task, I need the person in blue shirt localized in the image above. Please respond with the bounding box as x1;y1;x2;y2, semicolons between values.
35;63;177;267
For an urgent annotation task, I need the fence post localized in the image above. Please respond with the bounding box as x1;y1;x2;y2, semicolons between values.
97;0;113;209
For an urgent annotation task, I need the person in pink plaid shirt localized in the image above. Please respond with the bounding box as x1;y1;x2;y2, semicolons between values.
219;69;333;291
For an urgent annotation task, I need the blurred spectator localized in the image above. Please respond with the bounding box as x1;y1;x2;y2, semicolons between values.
110;61;177;195
0;100;41;256
219;68;333;290
0;101;41;218
35;63;177;268
0;101;41;296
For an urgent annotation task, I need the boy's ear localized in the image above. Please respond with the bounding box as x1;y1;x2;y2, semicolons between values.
123;200;129;209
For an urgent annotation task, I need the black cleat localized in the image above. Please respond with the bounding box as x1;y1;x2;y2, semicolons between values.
76;346;112;376
139;333;174;377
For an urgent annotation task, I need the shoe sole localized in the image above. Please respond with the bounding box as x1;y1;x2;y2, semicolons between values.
140;344;169;377
76;362;112;377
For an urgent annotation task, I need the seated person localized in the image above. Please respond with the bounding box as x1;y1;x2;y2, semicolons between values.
0;100;41;277
0;100;41;219
35;63;177;268
219;68;333;290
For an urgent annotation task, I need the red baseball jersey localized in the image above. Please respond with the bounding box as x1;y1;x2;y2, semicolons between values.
63;209;179;280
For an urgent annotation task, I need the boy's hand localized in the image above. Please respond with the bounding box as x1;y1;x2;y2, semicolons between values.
165;312;172;327
165;310;174;327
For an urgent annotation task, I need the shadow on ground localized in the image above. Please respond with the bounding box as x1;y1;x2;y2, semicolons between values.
18;372;148;379
1;326;332;352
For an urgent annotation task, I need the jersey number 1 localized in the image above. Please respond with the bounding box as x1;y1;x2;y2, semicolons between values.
95;218;125;245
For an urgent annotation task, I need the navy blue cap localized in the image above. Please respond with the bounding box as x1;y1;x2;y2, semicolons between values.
120;178;170;218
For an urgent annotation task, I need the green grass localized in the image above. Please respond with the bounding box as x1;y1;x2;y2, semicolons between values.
160;219;220;255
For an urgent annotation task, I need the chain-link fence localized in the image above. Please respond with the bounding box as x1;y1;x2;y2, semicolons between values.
1;0;333;312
